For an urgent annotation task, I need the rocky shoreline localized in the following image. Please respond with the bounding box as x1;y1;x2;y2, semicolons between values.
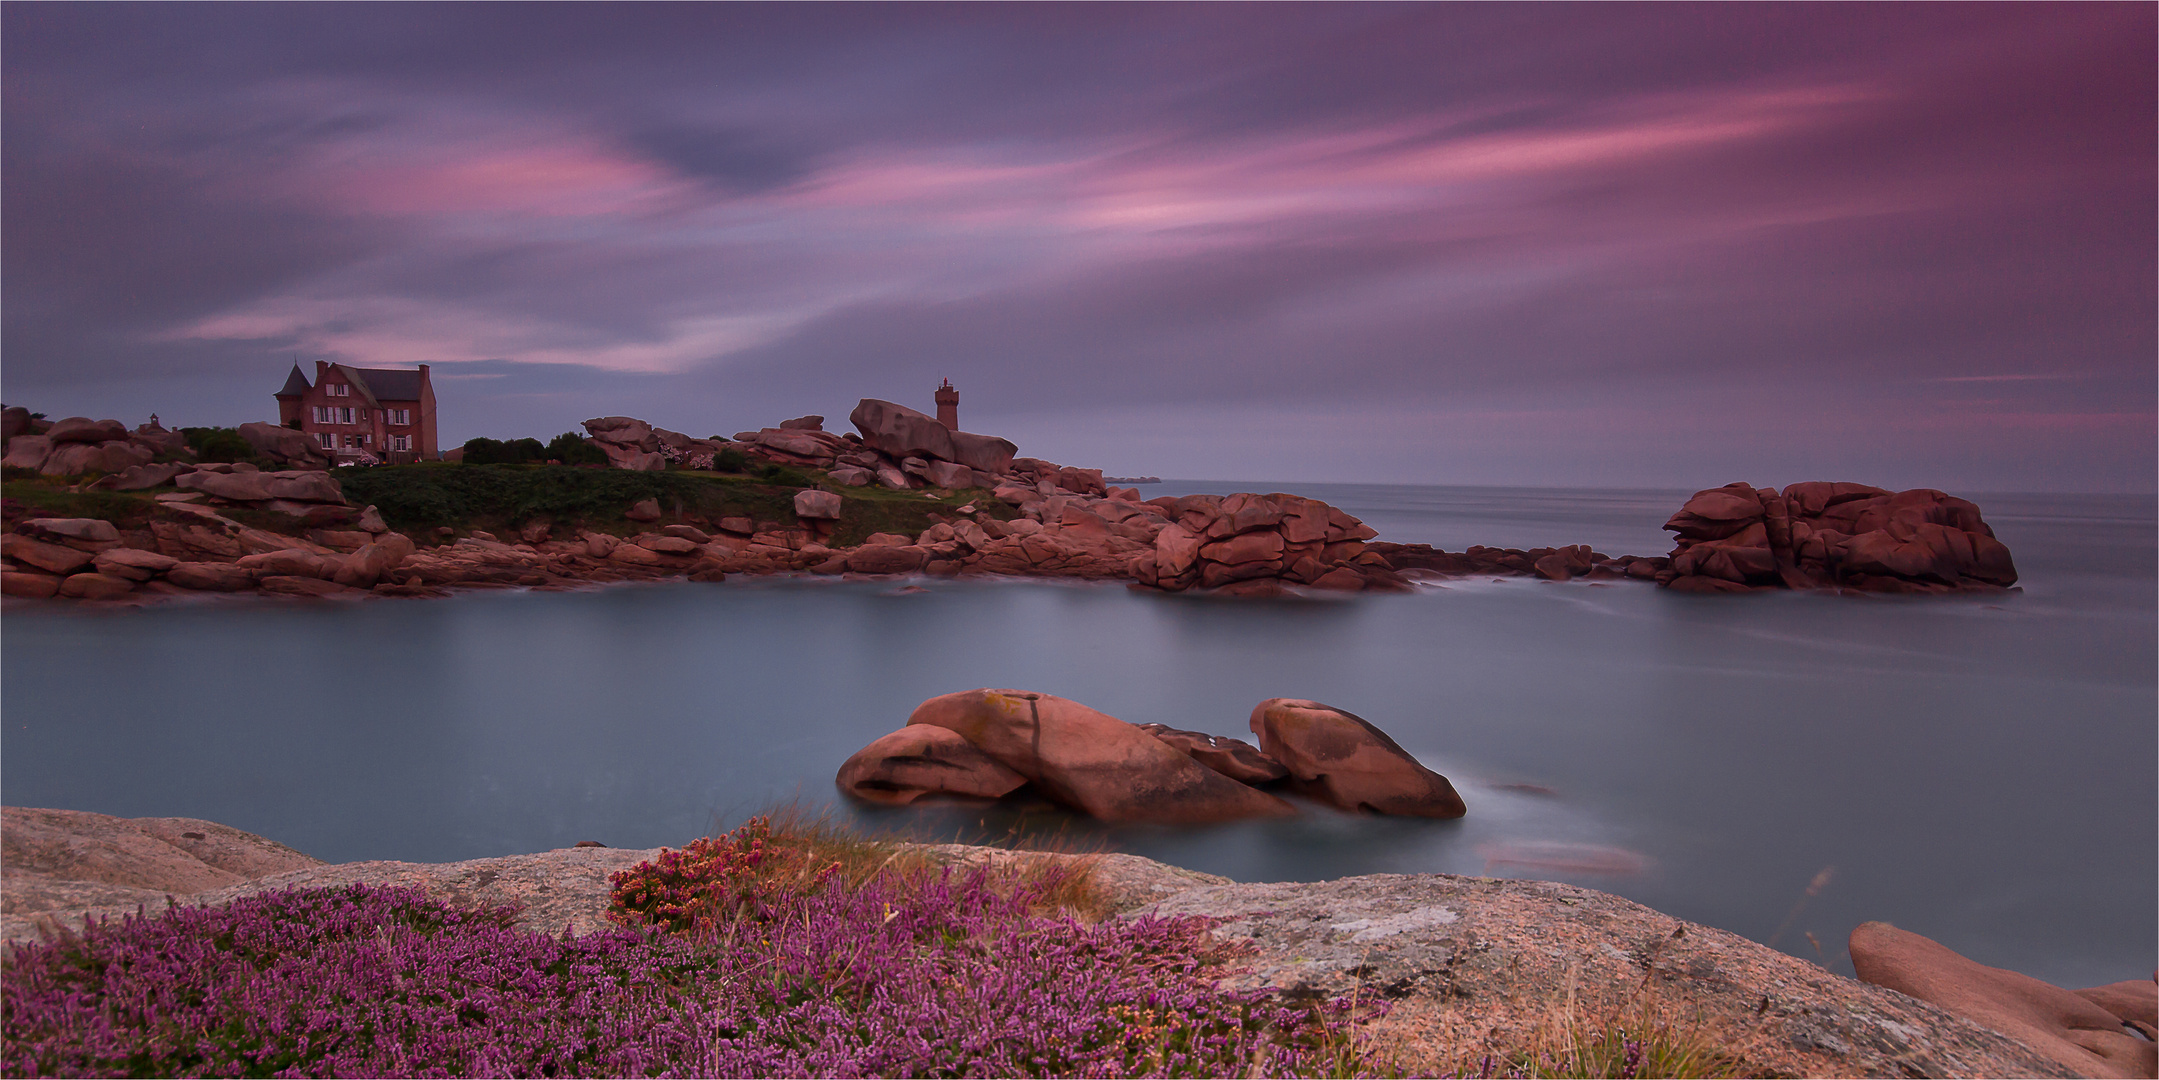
5;806;2147;1078
3;399;2018;604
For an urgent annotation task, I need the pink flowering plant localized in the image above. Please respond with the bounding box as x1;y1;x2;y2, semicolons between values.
3;817;1382;1078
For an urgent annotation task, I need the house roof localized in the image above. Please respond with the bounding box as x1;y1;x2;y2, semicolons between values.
336;365;427;406
274;364;312;397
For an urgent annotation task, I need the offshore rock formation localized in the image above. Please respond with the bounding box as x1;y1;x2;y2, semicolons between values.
838;689;1458;823
5;806;2140;1078
1659;482;2018;594
1131;493;1409;596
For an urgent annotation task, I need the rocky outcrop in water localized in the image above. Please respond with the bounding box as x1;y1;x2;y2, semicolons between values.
840;689;1464;825
1131;492;1407;596
1660;482;2018;594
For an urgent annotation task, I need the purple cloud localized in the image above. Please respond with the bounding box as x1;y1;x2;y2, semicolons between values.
3;4;2149;490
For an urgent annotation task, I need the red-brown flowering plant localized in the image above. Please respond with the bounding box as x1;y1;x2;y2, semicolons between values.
606;815;842;933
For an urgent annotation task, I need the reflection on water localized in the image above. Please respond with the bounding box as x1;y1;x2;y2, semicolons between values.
3;487;2151;990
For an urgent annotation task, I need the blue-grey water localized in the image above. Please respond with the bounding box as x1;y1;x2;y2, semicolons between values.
4;484;2152;990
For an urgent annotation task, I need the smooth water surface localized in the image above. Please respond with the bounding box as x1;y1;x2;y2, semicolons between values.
4;485;2151;988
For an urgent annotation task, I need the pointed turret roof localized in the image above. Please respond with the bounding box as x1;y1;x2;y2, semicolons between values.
275;363;311;397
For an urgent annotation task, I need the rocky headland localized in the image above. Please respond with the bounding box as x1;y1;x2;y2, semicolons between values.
2;399;2020;604
4;806;2148;1078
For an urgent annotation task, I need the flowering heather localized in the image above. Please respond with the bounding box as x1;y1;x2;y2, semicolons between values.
5;822;1378;1078
2;884;721;1078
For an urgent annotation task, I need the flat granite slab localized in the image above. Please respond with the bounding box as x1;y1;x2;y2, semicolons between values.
1141;874;2075;1078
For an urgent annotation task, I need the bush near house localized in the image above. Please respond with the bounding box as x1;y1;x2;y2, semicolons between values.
177;427;261;465
460;433;619;466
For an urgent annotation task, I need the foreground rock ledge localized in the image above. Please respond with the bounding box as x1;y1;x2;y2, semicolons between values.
6;806;2137;1078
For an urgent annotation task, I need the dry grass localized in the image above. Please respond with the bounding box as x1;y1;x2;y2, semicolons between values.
738;803;1114;922
1422;977;1753;1079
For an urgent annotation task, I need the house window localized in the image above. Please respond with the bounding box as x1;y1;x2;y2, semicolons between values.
316;432;335;449
358;408;368;421
327;384;349;397
338;406;355;425
386;409;411;426
311;406;325;424
389;434;411;452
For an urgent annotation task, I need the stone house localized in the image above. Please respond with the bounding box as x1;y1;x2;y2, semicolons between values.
274;361;439;464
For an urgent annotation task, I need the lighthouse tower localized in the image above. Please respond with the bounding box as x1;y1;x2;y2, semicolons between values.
934;378;959;431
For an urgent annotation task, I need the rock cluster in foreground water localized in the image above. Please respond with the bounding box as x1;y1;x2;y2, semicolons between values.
6;806;2149;1078
837;689;1465;823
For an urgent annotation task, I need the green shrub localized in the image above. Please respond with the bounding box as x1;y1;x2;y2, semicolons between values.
545;432;608;466
180;427;254;464
461;437;550;465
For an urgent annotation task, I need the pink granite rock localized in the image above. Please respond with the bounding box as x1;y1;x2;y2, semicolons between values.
1250;698;1465;818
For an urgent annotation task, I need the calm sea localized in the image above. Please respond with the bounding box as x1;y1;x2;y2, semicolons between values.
4;483;2152;989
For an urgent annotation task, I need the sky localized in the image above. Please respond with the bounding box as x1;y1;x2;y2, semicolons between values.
3;3;2152;492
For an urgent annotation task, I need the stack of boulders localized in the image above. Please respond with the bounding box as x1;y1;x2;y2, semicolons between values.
1659;482;2018;594
836;689;1465;825
586;399;1022;493
2;414;188;477
0;409;332;478
581;416;711;472
162;465;351;520
234;422;331;470
584;409;1420;594
1132;493;1408;596
720;400;1019;491
1;501;421;601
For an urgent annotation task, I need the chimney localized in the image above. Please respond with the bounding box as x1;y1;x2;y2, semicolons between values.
934;378;959;431
315;360;330;382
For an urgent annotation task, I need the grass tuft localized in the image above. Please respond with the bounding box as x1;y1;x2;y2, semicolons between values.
1437;982;1749;1079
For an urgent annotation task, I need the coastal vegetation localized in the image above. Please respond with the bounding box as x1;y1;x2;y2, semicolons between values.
2;462;1014;553
2;816;1379;1079
332;463;1014;548
457;433;609;467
